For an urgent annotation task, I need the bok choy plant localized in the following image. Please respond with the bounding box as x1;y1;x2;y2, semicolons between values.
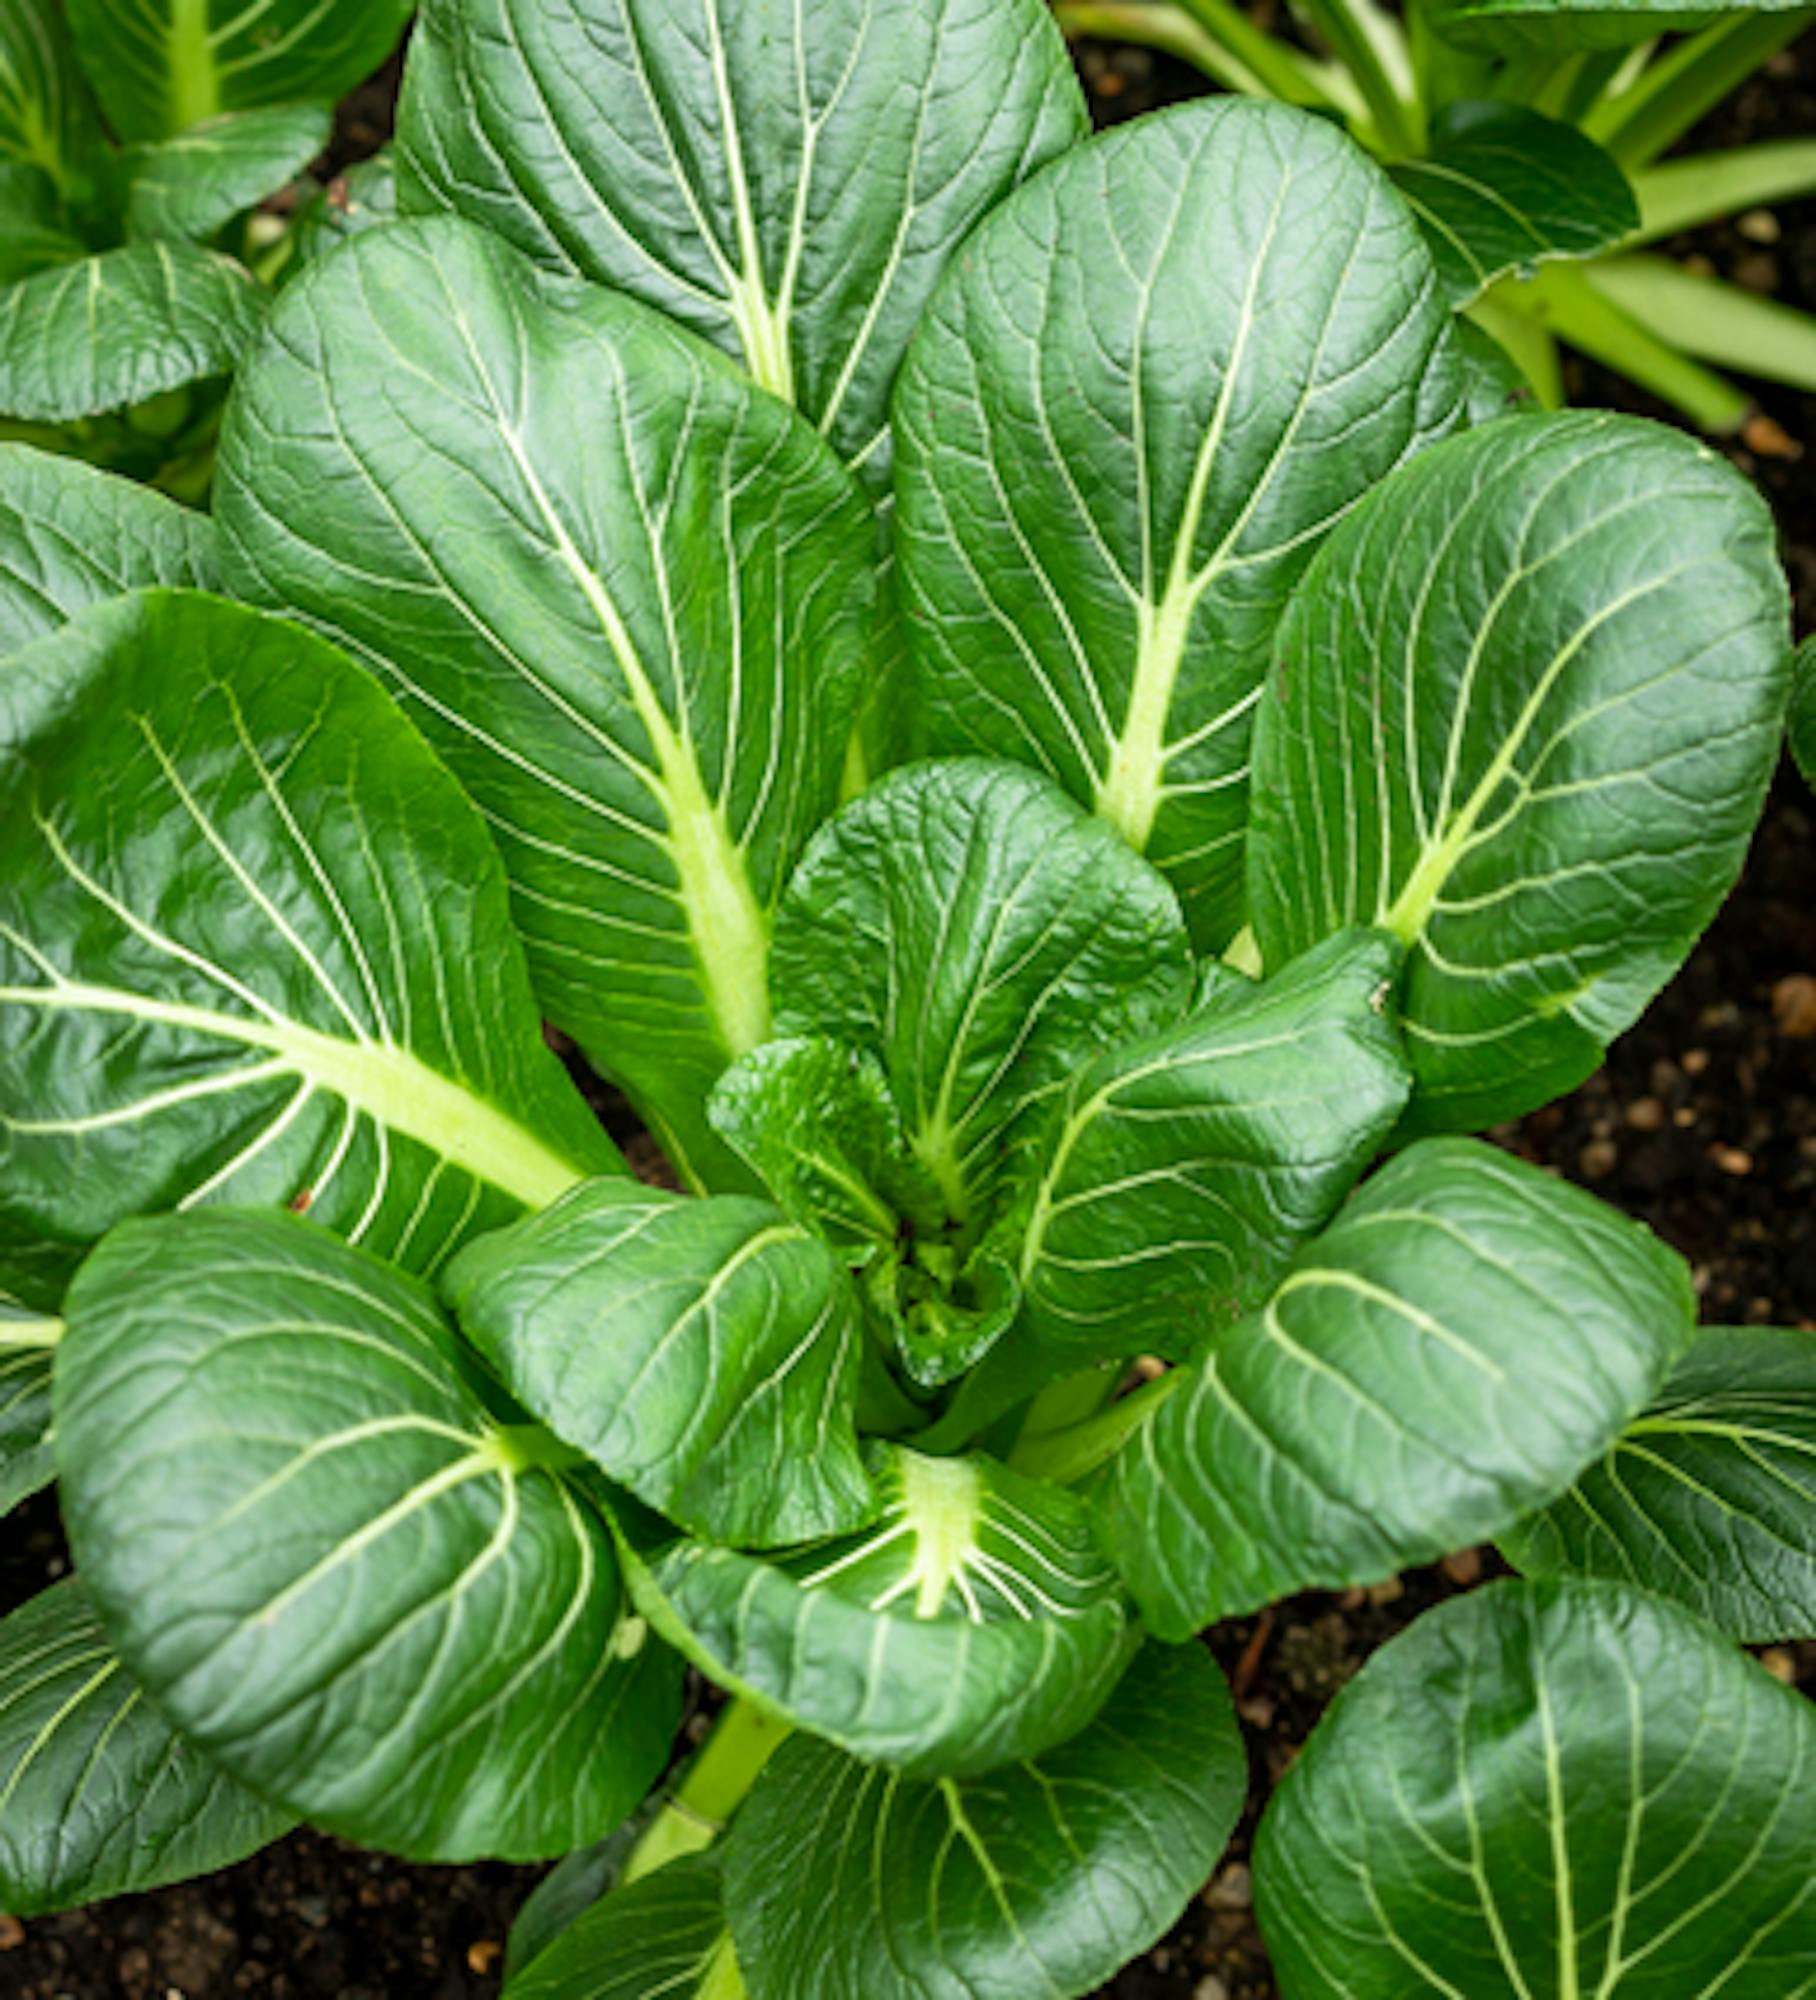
1;1;1812;1994
0;0;414;494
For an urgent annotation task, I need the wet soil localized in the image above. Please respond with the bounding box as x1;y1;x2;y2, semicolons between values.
6;25;1816;2000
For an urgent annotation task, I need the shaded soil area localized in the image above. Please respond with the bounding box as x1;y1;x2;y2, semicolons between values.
7;25;1816;2000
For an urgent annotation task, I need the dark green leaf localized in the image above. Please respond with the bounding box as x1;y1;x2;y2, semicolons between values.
0;241;265;422
125;102;333;241
1791;634;1816;791
1007;928;1411;1369
443;1179;874;1548
291;150;397;268
65;0;415;142
0;1579;292;1916
0;1294;58;1516
1097;1137;1694;1637
0;589;621;1310
1387;102;1639;310
504;1854;737;1999
1248;411;1790;1137
1426;0;1809;55
895;98;1462;949
620;1443;1136;1776
217;217;879;1193
396;0;1086;488
57;1209;683;1862
0;0;103;192
770;760;1194;1228
1503;1324;1816;1642
1454;319;1539;425
726;1640;1245;2000
0;163;84;284
0;443;216;656
1255;1578;1816;1997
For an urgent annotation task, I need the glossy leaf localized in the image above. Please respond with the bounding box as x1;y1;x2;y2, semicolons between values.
443;1179;874;1548
0;0;102;191
1503;1324;1816;1642
0;443;216;656
895;97;1462;948
0;589;620;1309
1097;1137;1694;1637
291;150;397;267
65;0;415;142
216;217;878;1192
0;241;265;422
1255;1579;1816;1997
1387;102;1639;309
1248;411;1790;1137
769;760;1194;1226
57;1209;683;1863
1426;0;1812;54
396;0;1087;486
0;1294;58;1517
726;1640;1245;2000
1008;928;1411;1368
1792;634;1816;792
125;102;333;241
505;1855;738;2000
1454;319;1539;425
0;1579;292;1916
620;1443;1136;1777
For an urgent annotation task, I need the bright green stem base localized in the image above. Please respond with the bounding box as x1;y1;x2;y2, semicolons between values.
620;1698;792;1887
1009;1370;1183;1486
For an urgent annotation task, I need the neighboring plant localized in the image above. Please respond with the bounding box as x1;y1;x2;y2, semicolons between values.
0;0;413;494
1054;0;1816;431
1;5;1813;1997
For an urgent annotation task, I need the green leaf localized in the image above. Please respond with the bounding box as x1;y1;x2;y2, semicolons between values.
0;163;85;284
125;102;333;242
1248;410;1790;1138
769;761;1194;1228
1387;102;1639;311
57;1208;683;1863
64;0;415;142
725;1639;1246;2000
1426;0;1810;54
216;217;879;1194
1254;1578;1816;1997
1453;319;1540;425
0;1295;58;1517
894;97;1462;949
0;589;620;1309
0;0;103;192
504;1855;739;2000
395;0;1086;487
0;1578;293;1916
291;150;397;269
709;1036;947;1255
1007;927;1411;1370
1096;1137;1694;1637
443;1179;875;1549
1793;636;1816;792
0;241;266;422
0;443;216;657
1503;1324;1816;1643
620;1442;1136;1777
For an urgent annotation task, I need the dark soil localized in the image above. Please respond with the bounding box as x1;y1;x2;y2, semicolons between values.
6;24;1816;2000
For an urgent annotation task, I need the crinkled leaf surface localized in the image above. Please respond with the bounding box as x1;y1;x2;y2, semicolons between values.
1427;0;1812;54
64;0;415;142
1792;635;1816;792
770;760;1193;1227
1008;928;1410;1369
0;1578;293;1916
726;1640;1245;2000
1503;1325;1816;1642
1255;1578;1816;1997
504;1854;737;2000
1387;102;1639;309
217;217;878;1193
443;1179;873;1549
57;1209;682;1862
0;0;101;190
0;589;619;1310
0;444;216;655
0;1294;58;1516
1097;1138;1694;1637
895;98;1462;948
1248;411;1789;1138
620;1443;1135;1777
125;102;333;241
396;0;1086;488
0;241;265;421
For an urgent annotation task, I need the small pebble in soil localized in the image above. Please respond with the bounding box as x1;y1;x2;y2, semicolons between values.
1195;1979;1232;2000
1773;974;1816;1036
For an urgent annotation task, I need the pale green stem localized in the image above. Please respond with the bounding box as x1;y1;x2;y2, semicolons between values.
1466;291;1565;408
1222;925;1264;976
1173;0;1346;105
1587;13;1816;171
1056;0;1276;93
620;1699;791;1886
1295;0;1421;152
1587;254;1816;395
0;1316;62;1351
1628;140;1816;247
1007;1371;1183;1486
1011;1366;1124;1461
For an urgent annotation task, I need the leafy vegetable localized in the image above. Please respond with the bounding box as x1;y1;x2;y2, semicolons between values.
0;1293;57;1517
